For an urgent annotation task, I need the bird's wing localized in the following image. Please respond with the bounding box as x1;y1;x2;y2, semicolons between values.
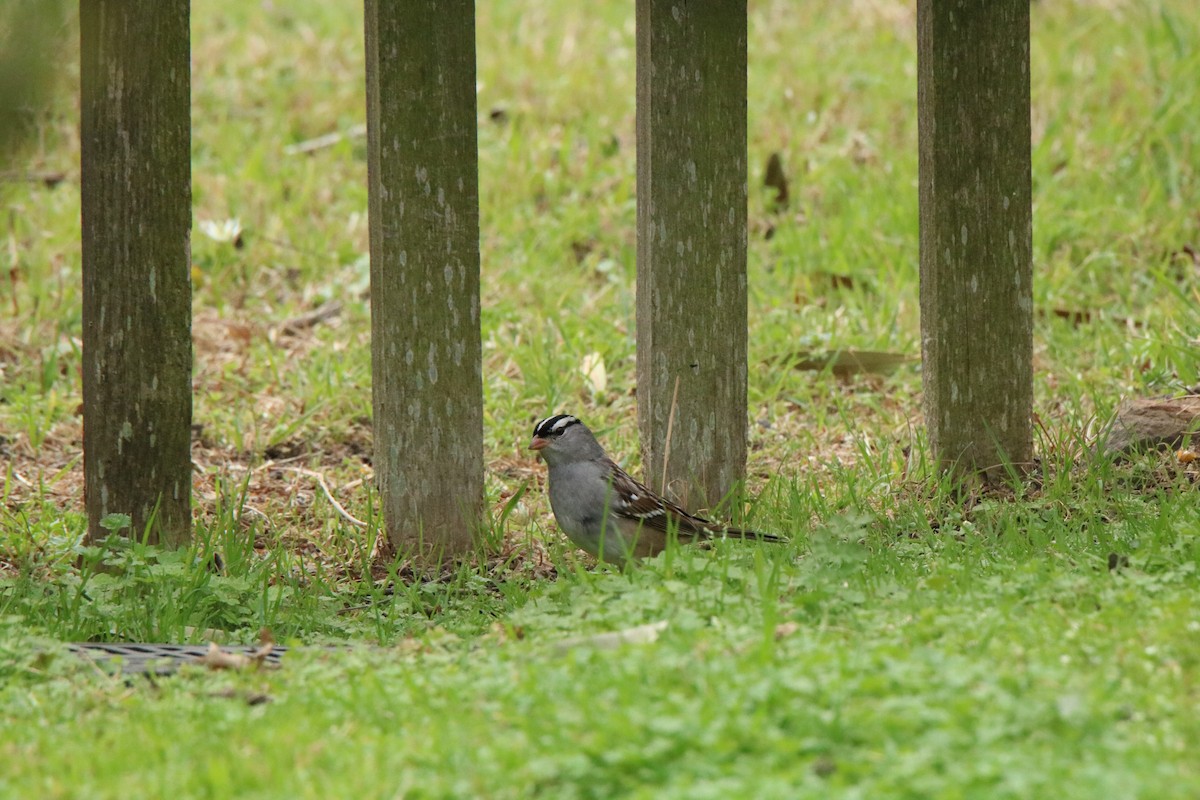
603;459;718;538
604;458;785;544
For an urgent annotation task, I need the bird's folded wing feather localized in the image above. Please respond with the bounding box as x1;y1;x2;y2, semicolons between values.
604;459;723;536
604;459;786;543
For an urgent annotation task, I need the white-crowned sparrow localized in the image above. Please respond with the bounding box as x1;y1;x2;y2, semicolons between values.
529;414;783;565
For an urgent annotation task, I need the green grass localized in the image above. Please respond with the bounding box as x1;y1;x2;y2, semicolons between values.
3;0;1200;796
5;504;1200;797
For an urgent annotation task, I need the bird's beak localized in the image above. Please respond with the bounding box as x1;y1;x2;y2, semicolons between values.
529;436;549;451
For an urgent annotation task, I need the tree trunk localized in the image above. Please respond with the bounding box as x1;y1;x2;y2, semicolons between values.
364;0;483;563
917;0;1034;478
80;0;193;546
636;0;749;510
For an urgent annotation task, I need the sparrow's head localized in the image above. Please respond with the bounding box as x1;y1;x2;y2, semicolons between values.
529;414;604;465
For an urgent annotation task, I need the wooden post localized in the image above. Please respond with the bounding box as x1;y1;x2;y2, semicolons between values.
364;0;483;562
635;0;749;510
917;0;1034;478
80;0;192;547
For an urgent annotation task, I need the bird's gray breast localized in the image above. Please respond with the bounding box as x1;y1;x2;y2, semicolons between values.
546;460;615;555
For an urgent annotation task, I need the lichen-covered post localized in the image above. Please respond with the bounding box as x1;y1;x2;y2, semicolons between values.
80;1;193;547
917;0;1034;478
635;0;749;510
364;0;483;562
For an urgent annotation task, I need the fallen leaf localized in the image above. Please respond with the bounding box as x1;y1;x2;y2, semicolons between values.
1169;244;1197;268
1098;395;1200;457
195;642;252;671
1042;307;1144;329
774;621;801;640
570;239;595;264
208;687;274;705
580;351;607;396
776;349;916;377
553;620;668;653
197;218;243;245
250;628;276;666
763;152;790;210
193;635;278;672
815;271;860;292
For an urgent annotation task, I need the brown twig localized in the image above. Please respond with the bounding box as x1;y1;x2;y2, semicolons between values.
283;124;367;156
277;300;344;336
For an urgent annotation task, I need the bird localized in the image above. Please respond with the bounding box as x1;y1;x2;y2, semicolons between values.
529;413;784;565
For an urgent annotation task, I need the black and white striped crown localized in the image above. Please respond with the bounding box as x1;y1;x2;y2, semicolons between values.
533;414;582;438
